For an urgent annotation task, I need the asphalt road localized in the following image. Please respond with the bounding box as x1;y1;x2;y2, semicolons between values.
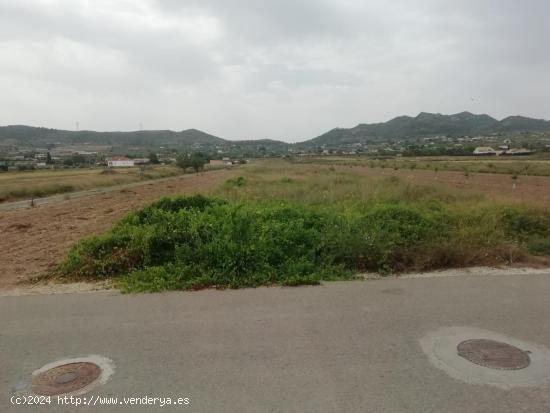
2;273;550;413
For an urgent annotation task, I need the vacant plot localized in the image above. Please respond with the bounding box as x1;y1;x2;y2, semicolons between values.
303;155;550;178
0;165;182;202
57;161;550;292
0;169;236;290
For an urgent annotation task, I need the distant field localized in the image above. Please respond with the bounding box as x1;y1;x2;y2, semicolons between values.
0;166;182;203
300;155;550;177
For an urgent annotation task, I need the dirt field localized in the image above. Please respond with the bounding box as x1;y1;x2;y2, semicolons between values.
2;162;550;291
307;155;550;177
0;169;236;290
350;166;550;205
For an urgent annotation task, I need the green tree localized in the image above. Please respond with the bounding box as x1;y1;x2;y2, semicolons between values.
176;152;208;172
46;152;53;165
71;154;87;166
149;152;160;164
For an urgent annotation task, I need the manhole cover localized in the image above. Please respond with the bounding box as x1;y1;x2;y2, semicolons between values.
31;362;102;395
457;339;531;370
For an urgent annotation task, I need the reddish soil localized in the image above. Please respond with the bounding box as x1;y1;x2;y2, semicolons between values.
0;170;235;290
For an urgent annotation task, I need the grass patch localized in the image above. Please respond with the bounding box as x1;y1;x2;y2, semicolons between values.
301;156;550;177
58;164;550;292
0;184;75;202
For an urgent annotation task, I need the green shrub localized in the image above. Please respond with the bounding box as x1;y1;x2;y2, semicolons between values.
527;237;550;255
58;187;550;292
499;207;550;239
224;176;247;187
63;195;453;288
60;196;353;289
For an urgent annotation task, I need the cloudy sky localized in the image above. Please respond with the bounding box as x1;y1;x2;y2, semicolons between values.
0;0;548;141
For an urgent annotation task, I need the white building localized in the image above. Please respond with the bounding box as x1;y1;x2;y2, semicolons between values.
107;156;134;167
473;147;498;156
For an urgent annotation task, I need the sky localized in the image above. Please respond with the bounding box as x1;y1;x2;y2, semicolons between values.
0;0;549;142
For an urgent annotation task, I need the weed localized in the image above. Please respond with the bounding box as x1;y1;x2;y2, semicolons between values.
224;176;247;187
57;164;550;292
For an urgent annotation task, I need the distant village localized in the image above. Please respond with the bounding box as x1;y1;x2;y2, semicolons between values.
294;133;549;157
0;144;246;171
1;132;549;171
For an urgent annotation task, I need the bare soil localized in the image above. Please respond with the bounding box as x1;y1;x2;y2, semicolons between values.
0;170;235;290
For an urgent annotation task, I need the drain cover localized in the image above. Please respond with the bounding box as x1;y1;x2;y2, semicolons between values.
457;339;530;370
31;362;102;395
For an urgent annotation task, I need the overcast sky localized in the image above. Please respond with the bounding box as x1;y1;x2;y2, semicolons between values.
1;0;549;141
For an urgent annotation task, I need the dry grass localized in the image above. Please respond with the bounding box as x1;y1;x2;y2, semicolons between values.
0;166;182;202
215;161;482;206
302;156;550;177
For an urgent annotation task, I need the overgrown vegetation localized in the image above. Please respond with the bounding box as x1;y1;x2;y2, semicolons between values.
58;162;550;292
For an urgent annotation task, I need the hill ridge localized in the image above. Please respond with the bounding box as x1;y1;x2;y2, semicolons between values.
2;111;549;149
303;112;550;146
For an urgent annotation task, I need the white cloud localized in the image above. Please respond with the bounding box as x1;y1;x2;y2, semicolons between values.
0;0;549;140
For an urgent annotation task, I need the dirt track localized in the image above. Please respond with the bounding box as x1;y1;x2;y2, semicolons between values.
0;170;235;290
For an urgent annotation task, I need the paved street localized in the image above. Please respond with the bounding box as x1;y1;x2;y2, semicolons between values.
2;272;550;412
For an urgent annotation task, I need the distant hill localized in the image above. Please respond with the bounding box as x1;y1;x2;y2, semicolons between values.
0;125;225;148
3;111;550;151
302;112;550;147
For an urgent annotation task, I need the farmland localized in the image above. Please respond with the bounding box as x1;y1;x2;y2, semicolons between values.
0;165;182;203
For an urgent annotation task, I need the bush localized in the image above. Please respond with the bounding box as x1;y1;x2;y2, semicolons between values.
58;190;550;292
60;196;357;291
224;176;247;188
527;237;550;255
17;164;36;171
499;207;550;240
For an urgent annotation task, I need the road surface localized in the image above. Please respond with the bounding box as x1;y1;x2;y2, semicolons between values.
2;272;550;412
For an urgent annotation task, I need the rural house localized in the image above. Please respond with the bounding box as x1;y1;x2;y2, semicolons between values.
107;156;134;167
473;147;498;156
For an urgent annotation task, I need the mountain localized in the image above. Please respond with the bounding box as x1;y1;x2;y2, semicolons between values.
0;125;225;148
302;112;550;147
496;116;550;133
3;111;550;152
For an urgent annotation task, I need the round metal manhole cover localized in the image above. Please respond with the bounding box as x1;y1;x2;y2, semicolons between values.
31;362;102;395
457;339;531;370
